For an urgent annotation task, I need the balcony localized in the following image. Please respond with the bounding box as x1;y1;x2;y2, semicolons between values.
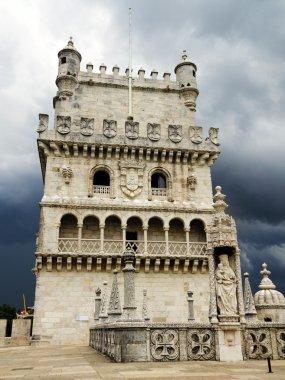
93;185;110;195
151;187;167;196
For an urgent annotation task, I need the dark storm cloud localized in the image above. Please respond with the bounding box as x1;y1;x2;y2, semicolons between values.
0;0;284;306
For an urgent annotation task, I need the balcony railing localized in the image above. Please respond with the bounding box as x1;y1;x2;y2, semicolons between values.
151;187;167;196
93;185;110;194
58;239;207;257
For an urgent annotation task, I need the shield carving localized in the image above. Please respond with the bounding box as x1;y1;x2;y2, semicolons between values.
168;124;182;143
119;161;145;198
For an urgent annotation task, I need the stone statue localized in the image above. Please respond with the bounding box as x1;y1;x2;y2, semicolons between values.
215;254;237;315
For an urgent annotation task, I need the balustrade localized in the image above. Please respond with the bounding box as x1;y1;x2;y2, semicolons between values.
93;185;110;194
151;187;167;196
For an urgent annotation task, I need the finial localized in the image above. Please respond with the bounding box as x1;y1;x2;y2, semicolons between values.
213;185;228;213
67;36;74;47
182;50;188;61
244;272;249;278
258;263;276;290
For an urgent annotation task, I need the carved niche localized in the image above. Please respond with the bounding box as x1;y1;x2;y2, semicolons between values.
103;119;117;138
125;120;139;139
150;329;179;361
119;160;145;198
189;126;203;144
209;127;220;145
57;116;71;134
37;114;48;133
80;118;94;136
168;124;182;143
147;123;161;141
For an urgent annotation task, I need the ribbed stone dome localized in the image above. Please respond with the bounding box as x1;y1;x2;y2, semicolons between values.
254;263;285;306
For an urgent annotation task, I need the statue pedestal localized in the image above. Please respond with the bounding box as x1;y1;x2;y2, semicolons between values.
217;321;243;361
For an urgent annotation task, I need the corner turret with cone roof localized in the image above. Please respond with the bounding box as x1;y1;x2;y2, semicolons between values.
254;263;285;323
56;37;82;97
174;50;199;113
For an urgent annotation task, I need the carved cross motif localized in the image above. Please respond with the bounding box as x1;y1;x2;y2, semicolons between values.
80;118;94;136
125;121;139;139
168;125;182;143
276;331;285;359
57;116;71;134
187;329;215;360
103;119;117;138
147;123;161;141
150;329;179;361
245;330;272;359
189;126;203;144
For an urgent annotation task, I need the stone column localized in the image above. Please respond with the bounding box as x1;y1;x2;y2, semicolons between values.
208;250;218;324
122;224;127;250
122;247;137;320
55;223;60;253
187;291;195;321
94;287;101;321
235;248;246;324
185;227;190;255
99;281;108;323
143;225;148;255
99;224;105;254
77;223;83;253
164;226;169;255
142;289;150;321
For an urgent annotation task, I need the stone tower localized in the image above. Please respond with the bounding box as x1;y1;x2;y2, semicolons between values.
32;39;247;358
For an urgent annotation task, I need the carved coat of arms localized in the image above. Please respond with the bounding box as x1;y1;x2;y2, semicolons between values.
37;114;48;133
189;126;203;144
168;124;182;143
209;127;220;145
103;119;117;138
119;161;145;198
147;123;161;141
125;121;139;139
80;118;94;136
57;116;71;134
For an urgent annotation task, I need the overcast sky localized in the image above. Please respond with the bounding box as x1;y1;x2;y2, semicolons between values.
0;0;284;309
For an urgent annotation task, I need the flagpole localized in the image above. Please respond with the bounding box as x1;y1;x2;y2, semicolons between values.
128;7;132;117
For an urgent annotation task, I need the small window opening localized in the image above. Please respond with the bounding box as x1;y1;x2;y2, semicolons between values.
93;170;110;186
193;70;196;77
187;83;191;86
181;84;185;88
151;173;166;188
61;57;67;64
264;317;272;322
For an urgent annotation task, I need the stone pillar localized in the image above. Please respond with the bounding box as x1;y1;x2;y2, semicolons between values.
99;224;105;254
185;227;190;255
0;320;7;347
77;223;83;253
108;270;122;322
235;248;246;324
142;289;150;321
208;250;218;324
143;225;148;255
94;287;101;321
11;319;31;346
99;281;108;323
122;247;137;320
122;224;127;249
164;227;169;255
56;223;60;252
187;291;195;321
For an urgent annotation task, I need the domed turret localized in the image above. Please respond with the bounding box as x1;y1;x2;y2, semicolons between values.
254;263;285;322
174;50;199;112
56;37;82;97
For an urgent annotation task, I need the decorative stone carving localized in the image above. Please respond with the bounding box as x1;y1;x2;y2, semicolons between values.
189;126;203;144
209;127;219;146
187;175;197;191
37;114;48;133
142;289;150;321
245;329;272;359
187;329;215;360
215;254;237;316
150;329;179;361
108;270;122;320
94;288;101;321
57;116;71;134
276;331;285;359
80;117;94;136
243;273;257;321
147;123;161;141
119;160;145;198
99;281;108;321
187;291;195;321
103;119;117;138
61;166;73;184
125;120;139;139
122;247;137;320
168;125;182;143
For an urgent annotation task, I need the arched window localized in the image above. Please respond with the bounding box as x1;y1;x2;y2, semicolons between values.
93;170;110;195
151;172;167;196
189;219;206;242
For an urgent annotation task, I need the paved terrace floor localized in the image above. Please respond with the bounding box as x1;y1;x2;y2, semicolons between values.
0;346;284;380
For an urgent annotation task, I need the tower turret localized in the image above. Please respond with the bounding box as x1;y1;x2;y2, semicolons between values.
56;38;81;97
174;50;199;112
